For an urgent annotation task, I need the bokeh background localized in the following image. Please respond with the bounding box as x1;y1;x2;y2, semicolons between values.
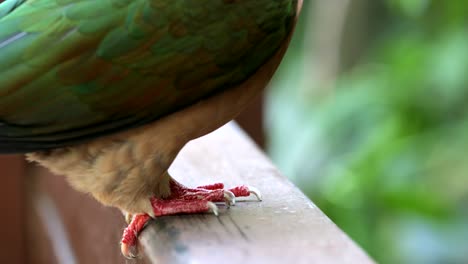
1;1;467;263
264;1;468;263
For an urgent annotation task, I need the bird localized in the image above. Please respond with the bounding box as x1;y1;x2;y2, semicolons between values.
0;0;301;258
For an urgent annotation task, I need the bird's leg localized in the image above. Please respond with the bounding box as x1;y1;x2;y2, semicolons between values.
120;178;262;258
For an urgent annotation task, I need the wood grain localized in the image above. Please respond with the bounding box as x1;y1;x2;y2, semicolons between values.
139;123;374;264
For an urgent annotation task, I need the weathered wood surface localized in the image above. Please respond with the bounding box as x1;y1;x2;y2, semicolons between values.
140;123;374;264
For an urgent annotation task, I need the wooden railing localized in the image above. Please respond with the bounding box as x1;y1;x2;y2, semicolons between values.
1;123;374;264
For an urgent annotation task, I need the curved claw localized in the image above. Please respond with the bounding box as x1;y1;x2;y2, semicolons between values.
248;186;263;201
121;241;138;259
223;190;236;207
207;202;219;216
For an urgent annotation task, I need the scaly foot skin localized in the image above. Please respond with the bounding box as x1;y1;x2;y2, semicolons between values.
120;180;262;258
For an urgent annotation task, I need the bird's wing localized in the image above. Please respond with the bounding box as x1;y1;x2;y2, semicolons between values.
0;0;297;153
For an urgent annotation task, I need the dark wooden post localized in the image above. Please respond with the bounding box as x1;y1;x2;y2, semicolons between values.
0;155;25;263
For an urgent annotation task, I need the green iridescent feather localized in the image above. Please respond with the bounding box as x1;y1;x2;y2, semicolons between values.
0;0;297;152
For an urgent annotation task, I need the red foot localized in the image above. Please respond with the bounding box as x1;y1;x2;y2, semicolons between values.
120;180;260;258
197;183;251;197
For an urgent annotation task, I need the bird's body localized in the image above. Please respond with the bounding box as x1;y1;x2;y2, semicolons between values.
0;0;301;257
0;0;296;152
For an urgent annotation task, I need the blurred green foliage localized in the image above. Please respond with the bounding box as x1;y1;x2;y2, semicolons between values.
267;1;468;263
